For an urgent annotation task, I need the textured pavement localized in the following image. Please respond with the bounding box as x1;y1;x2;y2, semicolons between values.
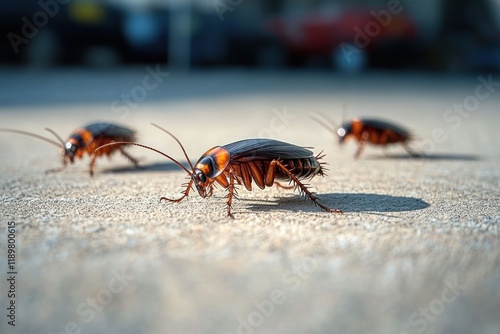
0;69;499;334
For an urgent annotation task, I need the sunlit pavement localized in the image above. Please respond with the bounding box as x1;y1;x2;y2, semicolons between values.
1;69;499;334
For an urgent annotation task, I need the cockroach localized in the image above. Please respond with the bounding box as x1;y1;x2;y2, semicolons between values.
94;123;342;218
312;109;419;158
0;122;139;175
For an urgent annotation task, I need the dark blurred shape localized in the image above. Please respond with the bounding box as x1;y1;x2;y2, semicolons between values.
1;0;126;66
366;153;480;161
1;0;499;72
433;0;500;72
247;193;430;213
0;0;168;66
264;8;420;71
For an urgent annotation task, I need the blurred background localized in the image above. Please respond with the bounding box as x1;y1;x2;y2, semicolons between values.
1;0;500;73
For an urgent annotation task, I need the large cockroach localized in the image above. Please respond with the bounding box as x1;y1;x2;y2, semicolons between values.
94;124;342;217
0;122;138;175
312;110;418;158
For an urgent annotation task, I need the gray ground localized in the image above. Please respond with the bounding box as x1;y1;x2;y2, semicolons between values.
0;69;499;334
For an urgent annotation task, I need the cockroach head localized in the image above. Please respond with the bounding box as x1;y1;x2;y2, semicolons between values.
190;146;230;198
150;123;217;199
64;141;78;163
337;126;348;143
192;170;208;198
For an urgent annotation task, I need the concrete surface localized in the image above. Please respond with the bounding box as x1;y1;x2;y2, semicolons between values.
0;69;499;334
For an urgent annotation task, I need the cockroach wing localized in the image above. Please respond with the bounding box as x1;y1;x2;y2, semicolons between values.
83;122;136;139
223;139;314;162
359;119;412;138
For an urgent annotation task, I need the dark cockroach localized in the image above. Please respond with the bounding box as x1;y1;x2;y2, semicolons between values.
94;123;342;217
0;122;138;175
312;110;418;158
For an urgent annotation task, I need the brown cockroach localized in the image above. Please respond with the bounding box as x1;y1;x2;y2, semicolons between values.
0;122;139;175
312;108;418;158
336;118;418;158
94;124;342;217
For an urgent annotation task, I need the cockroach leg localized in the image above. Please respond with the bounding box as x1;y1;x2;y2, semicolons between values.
225;166;236;218
161;179;194;203
89;153;97;177
206;183;214;198
354;141;366;159
215;173;230;188
274;182;294;190
403;143;420;158
89;146;139;177
354;131;370;159
46;158;68;174
118;146;140;168
270;160;343;214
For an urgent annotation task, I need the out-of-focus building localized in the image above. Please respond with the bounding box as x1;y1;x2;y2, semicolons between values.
1;0;499;72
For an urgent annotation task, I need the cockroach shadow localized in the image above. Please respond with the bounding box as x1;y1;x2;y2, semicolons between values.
365;153;480;161
244;193;429;213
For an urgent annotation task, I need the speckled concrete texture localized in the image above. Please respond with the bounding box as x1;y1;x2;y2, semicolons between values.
0;70;499;334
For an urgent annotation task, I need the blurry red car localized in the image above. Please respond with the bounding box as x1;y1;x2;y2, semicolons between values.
265;8;419;71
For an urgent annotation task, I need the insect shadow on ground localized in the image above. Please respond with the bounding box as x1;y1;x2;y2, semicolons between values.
244;193;429;213
365;153;480;161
